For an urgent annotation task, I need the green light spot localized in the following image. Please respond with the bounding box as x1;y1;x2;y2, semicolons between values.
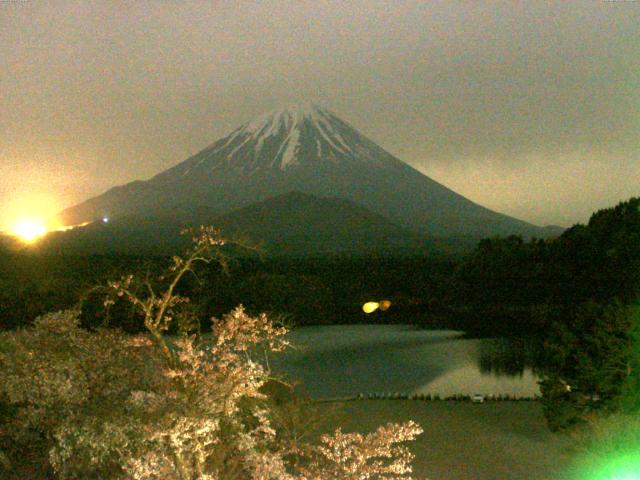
582;454;640;480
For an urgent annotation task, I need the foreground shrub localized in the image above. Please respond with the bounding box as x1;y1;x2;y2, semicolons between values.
0;309;165;478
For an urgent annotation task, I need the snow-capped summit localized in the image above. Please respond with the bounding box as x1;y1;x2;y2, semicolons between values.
242;103;323;133
60;105;554;239
153;104;400;179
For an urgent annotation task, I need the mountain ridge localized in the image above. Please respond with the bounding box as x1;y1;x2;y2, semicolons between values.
60;105;562;239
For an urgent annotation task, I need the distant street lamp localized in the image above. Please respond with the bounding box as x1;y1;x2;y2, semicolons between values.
362;302;380;314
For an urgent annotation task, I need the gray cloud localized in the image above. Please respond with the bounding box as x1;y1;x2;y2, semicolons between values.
1;0;638;228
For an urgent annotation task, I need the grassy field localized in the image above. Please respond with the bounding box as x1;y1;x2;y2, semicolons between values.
321;400;575;480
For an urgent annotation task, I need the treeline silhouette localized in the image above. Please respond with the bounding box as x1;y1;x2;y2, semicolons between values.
450;197;639;429
1;198;638;339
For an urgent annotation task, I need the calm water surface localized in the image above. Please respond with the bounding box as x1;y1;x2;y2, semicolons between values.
268;324;540;399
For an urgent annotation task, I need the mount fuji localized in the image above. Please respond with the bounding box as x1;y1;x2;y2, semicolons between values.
60;104;557;239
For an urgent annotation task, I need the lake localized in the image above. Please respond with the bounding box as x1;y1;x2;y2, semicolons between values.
267;324;541;399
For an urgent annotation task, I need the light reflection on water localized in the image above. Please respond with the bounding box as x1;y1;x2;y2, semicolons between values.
415;365;540;397
268;324;540;399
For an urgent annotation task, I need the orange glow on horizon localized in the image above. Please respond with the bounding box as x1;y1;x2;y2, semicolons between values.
2;193;70;243
11;218;48;242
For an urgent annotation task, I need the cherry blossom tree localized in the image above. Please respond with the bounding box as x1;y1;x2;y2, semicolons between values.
0;227;423;479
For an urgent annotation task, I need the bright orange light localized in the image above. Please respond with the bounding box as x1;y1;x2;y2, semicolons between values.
12;219;48;242
4;192;63;240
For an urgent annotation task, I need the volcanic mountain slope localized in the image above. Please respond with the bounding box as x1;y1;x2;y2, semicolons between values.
60;104;558;238
214;191;432;256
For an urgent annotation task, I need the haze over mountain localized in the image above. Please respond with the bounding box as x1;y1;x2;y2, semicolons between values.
60;105;560;239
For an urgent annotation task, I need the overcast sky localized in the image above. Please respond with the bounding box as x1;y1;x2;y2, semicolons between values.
1;0;638;229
